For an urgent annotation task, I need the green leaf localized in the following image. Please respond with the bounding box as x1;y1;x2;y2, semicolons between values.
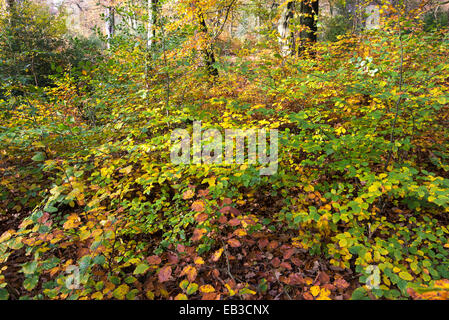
21;261;37;275
134;263;150;275
179;279;189;290
399;271;413;281
113;284;129;300
0;288;9;300
23;275;39;291
351;287;370;300
31;152;45;162
186;283;198;295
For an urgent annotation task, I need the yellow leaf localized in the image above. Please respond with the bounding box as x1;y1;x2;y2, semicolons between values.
225;283;236;296
0;230;14;243
202;177;216;187
211;248;223;262
339;238;348;247
318;287;331;299
120;165;133;175
310;285;320;297
234;228;247;237
91;292;103;299
79;230;91;241
175;293;188;300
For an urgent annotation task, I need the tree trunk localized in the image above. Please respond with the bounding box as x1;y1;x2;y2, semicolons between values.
6;0;15;11
198;13;219;77
105;7;115;49
299;0;319;53
6;0;17;27
147;0;158;49
277;1;295;56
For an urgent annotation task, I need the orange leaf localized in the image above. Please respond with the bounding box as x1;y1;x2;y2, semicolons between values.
195;213;208;222
227;239;241;248
233;228;247;237
181;265;198;282
200;285;215;293
182;189;194;200
192;200;205;212
192;228;207;241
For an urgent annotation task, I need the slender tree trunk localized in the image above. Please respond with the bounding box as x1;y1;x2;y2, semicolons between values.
298;0;319;54
198;13;219;77
145;0;158;89
147;0;158;49
105;7;115;49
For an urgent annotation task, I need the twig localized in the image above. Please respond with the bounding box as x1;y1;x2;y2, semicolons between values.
272;269;292;300
220;240;238;282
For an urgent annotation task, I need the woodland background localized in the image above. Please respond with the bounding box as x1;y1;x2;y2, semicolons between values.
0;0;449;300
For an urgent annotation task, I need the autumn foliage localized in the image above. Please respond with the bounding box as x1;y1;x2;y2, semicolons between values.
0;0;449;300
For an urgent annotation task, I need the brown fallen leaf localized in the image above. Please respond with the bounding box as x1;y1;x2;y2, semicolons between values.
146;255;162;265
318;271;330;284
258;238;269;248
334;278;350;290
228;218;240;226
195;212;208;222
303;292;314;300
158;265;172;283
